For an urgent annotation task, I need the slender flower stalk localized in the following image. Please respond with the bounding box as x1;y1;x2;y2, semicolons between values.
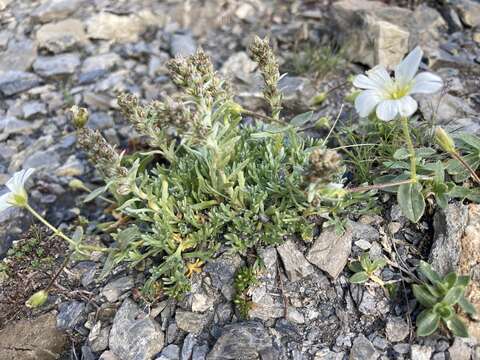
401;116;417;181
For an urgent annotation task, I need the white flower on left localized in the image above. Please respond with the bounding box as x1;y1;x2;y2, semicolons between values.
353;47;443;121
0;168;35;212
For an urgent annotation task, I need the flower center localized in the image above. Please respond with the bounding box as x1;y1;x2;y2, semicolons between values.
388;83;411;100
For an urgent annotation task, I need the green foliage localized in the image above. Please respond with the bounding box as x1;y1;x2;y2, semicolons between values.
413;261;475;337
348;252;386;284
233;266;258;318
77;47;356;298
446;133;480;182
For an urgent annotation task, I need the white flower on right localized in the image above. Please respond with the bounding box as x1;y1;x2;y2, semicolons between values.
0;168;35;213
353;47;443;121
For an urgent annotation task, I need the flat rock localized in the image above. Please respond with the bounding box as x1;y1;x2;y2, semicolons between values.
57;300;86;330
33;53;80;77
0;39;37;72
109;298;164;360
385;316;409;343
307;224;353;279
204;253;243;300
175;310;210;335
411;345;433;360
32;0;82;23
453;0;480;27
169;33;197;57
0;116;40;139
22;101;47;119
81;53;121;73
349;334;378;360
86;12;147;43
0;312;68;360
448;338;472;360
207;321;273;360
220;52;257;83
278;76;317;112
36;19;87;53
100;275;134;302
0;71;42;96
276;240;314;282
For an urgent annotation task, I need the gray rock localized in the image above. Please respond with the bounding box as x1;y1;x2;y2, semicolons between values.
175;310;210;335
181;333;196;360
448;338;472;360
32;0;82;23
22;101;47;119
23;150;60;170
204;253;243;300
82;53;121;73
99;351;120;360
192;345;209;360
349;334;378;360
55;155;85;177
0;116;39;138
0;39;37;72
89;324;110;353
33;53;80;77
0;71;42;96
57;300;86;330
411;345;433;360
306;224;353;279
277;240;314;282
278;76;317;113
88;112;114;130
372;336;389;351
417;93;476;125
36;19;87;53
207;321;273;360
157;344;180;360
357;287;390;316
453;0;480;27
220;52;257;83
86;12;147;43
385;316;409;342
314;349;344;360
429;202;469;276
0;0;12;11
170;33;197;57
109;298;164;360
100;275;134;302
393;343;410;354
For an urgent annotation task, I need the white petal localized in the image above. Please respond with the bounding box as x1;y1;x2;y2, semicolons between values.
397;96;418;117
353;74;380;90
367;65;392;90
395;46;423;84
6;168;34;194
0;192;13;213
376;100;399;121
410;72;443;94
355;90;382;117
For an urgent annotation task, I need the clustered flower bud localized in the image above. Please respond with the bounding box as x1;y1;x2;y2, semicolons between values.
249;36;282;121
435;127;456;154
306;148;342;183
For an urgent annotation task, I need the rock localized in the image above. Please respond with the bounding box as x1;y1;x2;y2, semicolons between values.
175;310;210;335
306;224;353;279
278;76;317;113
57;300;86;330
314;349;344;360
453;0;480;27
22;101;47;119
411;345;433;360
99;351;120;360
357;287;390;316
0;0;12;11
181;333;196;360
23;150;60;170
89;324;110;353
109;298;164;360
448;338;472;360
385;316;409;343
86;13;147;43
393;343;410;354
0;71;42;96
0;312;68;360
349;334;378;360
169;33;197;57
204;253;243;300
36;19;87;53
157;344;180;360
100;275;134;302
88;112;114;130
207;321;273;360
192;345;209;360
276;240;314;282
220;52;257;83
0;116;40;139
191;290;215;313
55;155;84;177
81;53;121;73
33;53;80;77
0;39;37;72
429;202;469;276
417;93;476;125
32;0;82;23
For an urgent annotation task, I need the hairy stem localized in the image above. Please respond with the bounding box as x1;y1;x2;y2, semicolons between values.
451;152;480;185
26;204;75;245
348;179;414;193
401;116;417;182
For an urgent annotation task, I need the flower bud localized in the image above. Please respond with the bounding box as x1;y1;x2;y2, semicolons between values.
69;179;89;192
435;127;456;154
26;290;48;308
310;92;327;106
71;105;89;129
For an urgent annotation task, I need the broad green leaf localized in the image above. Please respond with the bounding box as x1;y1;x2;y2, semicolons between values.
445;314;469;337
393;148;409;160
416;309;440;337
443;286;463;305
290;111;314;127
349;271;369;284
458;295;476;316
397;183;425;223
372;258;386;270
447;154;480;182
418;261;441;284
359;253;370;270
455;275;470;288
457;133;480;150
415;147;437;159
443;272;457;289
413;284;437;308
448;185;480;203
348;261;363;273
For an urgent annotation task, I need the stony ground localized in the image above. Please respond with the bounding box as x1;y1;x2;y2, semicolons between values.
0;0;480;359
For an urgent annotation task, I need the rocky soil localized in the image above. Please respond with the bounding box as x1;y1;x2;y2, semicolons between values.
0;0;480;359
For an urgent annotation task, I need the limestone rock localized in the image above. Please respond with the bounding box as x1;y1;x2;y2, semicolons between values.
0;39;37;72
32;0;83;23
175;310;210;335
277;240;314;282
453;0;480;27
36;19;87;53
349;334;378;360
0;71;42;96
33;53;80;77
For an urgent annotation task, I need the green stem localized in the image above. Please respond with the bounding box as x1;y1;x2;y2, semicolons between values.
25;204;75;246
401;116;417;182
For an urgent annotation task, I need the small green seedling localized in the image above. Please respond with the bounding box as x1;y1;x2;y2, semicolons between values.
413;261;476;337
233;266;258;318
348;252;386;286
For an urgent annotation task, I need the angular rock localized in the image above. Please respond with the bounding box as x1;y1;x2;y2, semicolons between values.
57;300;86;330
207;321;273;360
349;334;378;360
32;0;82;23
385;316;409;343
192;345;209;360
175;310;210;335
33;53;80;77
23;150;60;170
448;338;472;360
157;344;180;360
429;202;468;276
169;33;197;57
22;101;47;119
0;312;68;360
86;13;146;43
307;224;353;279
276;240;314;282
0;39;37;72
453;0;480;27
204;253;243;300
0;71;42;96
278;76;317;113
55;155;84;177
81;53;121;73
181;333;196;360
99;351;120;360
411;345;433;360
0;116;39;139
417;93;476;125
220;52;257;83
109;298;164;360
100;275;134;302
36;19;87;53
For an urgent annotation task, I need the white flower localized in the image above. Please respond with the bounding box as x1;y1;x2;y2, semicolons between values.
0;168;35;212
353;47;443;121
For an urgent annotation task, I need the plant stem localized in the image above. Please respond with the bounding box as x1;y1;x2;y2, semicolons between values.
401;116;417;182
45;251;72;292
451;152;480;185
25;204;75;246
242;110;285;125
348;179;413;193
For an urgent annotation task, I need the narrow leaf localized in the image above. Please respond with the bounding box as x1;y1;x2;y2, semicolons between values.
418;261;441;284
349;271;369;284
413;284;437;308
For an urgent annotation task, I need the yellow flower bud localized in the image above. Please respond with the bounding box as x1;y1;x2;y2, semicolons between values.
71;105;89;129
435;127;456;154
310;92;327;106
26;290;48;308
69;179;89;192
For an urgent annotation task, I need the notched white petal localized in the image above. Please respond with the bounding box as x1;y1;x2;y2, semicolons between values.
410;72;443;94
6;168;35;194
0;192;14;213
355;90;381;117
353;74;379;90
395;46;423;84
376;100;399;121
398;96;418;117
